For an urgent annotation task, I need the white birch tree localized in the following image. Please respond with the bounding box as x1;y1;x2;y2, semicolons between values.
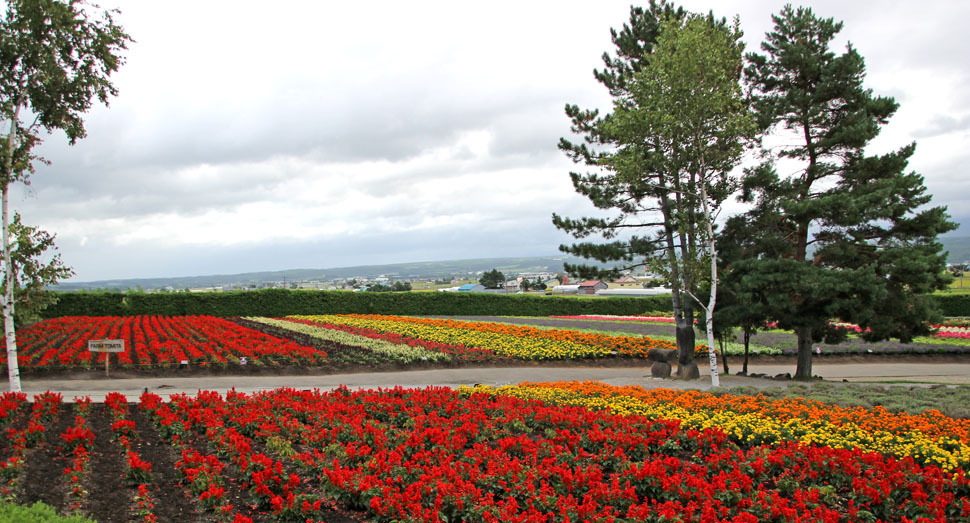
614;15;755;385
1;0;130;391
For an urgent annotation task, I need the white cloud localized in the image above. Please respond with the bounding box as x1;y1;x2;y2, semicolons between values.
9;0;969;281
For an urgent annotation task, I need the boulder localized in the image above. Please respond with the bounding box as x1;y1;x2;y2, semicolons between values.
650;361;672;378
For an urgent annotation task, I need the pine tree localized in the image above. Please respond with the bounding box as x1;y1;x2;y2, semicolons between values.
740;5;956;379
554;2;716;377
479;269;505;289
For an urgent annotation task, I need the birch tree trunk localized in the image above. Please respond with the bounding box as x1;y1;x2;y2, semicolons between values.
1;186;18;392
2;102;22;392
699;179;719;387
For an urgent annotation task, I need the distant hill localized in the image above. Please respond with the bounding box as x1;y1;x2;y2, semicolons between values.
53;237;969;292
943;236;970;264
53;256;607;292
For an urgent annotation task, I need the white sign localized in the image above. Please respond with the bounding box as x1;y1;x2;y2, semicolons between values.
88;339;125;353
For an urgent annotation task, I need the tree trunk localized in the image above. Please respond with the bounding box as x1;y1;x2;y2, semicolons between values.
2;103;21;393
699;179;718;387
719;335;729;375
1;186;19;393
676;302;696;364
742;328;750;375
658;190;695;371
795;325;813;380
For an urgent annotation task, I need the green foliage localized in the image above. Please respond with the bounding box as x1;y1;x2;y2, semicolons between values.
0;0;132;179
2;213;74;327
478;269;505;289
42;289;674;318
935;294;970;317
554;2;740;370
365;281;412;292
0;499;95;523
611;14;754;286
554;1;695;281
0;0;132;391
733;5;956;378
521;278;546;292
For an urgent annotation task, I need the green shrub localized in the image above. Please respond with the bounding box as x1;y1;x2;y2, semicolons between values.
934;294;970;317
42;289;673;318
0;500;95;523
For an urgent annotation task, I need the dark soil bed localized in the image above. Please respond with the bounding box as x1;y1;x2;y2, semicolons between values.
3;400;368;523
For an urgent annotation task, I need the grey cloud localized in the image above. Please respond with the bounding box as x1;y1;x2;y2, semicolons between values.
913;114;970;139
61;219;576;282
13;160;302;221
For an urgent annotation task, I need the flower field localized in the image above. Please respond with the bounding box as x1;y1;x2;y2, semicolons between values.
3;313;965;375
0;314;680;373
0;315;330;372
245;317;503;364
467;381;970;472
553;315;970;342
285;314;688;360
932;325;970;339
482;316;970;356
2;386;968;522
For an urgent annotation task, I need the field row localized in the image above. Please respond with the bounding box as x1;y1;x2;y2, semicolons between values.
3;314;961;374
552;314;970;340
467;381;970;472
0;315;692;372
2;386;967;522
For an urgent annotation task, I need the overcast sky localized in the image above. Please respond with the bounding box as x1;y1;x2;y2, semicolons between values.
11;0;970;282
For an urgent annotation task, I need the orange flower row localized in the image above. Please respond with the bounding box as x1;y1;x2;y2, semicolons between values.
518;381;970;444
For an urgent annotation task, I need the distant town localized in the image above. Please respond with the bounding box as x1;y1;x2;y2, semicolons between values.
113;266;669;297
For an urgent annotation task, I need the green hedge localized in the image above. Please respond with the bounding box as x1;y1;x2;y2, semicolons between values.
934;294;970;317
42;289;674;318
43;290;969;319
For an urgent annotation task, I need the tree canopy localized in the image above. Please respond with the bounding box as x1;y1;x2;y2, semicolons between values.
1;214;74;327
479;269;505;289
610;14;755;385
734;5;955;378
1;0;131;391
553;2;736;377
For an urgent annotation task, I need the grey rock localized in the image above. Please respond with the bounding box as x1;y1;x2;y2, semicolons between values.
651;361;672;378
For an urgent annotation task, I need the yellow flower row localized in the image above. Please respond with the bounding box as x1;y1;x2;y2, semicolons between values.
461;383;970;472
244;317;451;363
289;315;617;360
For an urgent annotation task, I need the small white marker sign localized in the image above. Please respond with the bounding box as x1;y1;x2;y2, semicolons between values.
88;339;125;353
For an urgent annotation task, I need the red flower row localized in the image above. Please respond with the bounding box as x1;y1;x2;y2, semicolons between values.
1;315;327;370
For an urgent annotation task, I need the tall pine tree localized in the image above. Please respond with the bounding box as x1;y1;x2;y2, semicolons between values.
739;5;955;379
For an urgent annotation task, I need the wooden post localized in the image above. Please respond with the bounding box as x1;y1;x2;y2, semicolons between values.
88;339;124;379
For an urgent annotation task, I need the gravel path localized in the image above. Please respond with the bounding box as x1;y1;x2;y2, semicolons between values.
21;360;970;402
